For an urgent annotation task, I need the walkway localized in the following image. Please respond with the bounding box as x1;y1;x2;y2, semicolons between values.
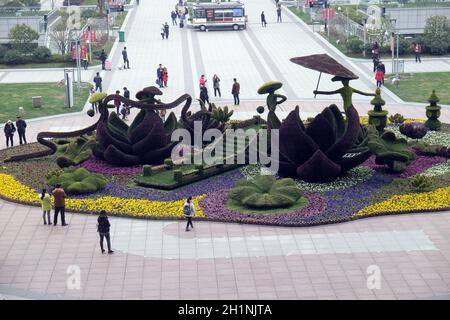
0;200;449;300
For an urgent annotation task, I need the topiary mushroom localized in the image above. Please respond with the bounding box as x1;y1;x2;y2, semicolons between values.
89;92;107;104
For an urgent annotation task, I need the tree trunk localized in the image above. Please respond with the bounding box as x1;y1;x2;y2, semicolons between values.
98;0;105;17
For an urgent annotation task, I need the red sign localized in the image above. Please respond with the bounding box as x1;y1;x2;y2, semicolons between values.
81;44;87;60
82;30;97;43
322;8;334;19
71;45;76;60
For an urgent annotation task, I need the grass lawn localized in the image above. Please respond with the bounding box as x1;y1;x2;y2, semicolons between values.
0;82;92;123
288;6;314;24
384;72;450;105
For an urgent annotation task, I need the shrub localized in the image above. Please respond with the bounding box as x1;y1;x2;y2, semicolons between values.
409;175;433;192
143;165;152;176
0;45;7;62
32;46;52;62
345;36;363;53
173;170;182;183
164;158;174;169
195;164;204;174
228;175;303;209
422;16;450;55
47;168;107;195
256;106;265;114
9;24;39;53
3;50;24;65
87;109;95;117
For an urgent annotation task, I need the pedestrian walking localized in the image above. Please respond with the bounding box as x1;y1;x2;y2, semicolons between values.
123;87;130;102
372;55;380;73
122;47;130;69
97;210;114;254
82;55;88;70
171;11;178;25
99;49;107;70
15;116;27;145
377;61;386;84
164;22;170;39
183;196;195;231
114;90;121;114
199;74;207;89
414;43;422;63
199;86;210;105
39;189;52;225
162;67;168;87
4;120;16;147
232;78;240;105
212;74;221;97
94;72;102;92
157;64;164;88
261;11;267;27
161;24;166;39
90;88;98;113
52;184;68;226
277;6;282;22
375;69;384;88
180;13;185;28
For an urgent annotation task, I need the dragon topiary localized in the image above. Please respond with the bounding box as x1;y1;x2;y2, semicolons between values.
56;134;97;168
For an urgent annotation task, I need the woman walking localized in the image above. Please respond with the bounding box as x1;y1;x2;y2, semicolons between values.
183;197;195;231
212;74;221;97
375;68;384;88
114;90;121;114
199;86;210;105
39;189;52;225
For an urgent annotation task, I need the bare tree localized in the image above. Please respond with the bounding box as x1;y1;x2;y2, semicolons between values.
48;15;69;54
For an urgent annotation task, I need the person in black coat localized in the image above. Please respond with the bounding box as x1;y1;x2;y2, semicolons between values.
199;86;210;105
99;49;107;70
4;120;16;147
164;22;170;39
97;210;113;254
15;116;27;145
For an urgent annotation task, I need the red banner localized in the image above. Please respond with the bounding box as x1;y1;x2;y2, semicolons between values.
81;44;87;60
390;32;395;52
322;8;334;19
82;30;97;43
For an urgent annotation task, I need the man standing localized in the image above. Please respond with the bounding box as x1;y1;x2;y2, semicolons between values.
99;49;107;70
232;78;240;105
52;184;68;226
415;43;422;63
277;6;282;23
157;64;164;88
97;210;114;254
4;120;16;147
122;47;130;69
93;72;102;92
15;116;27;145
164;22;170;39
261;11;267;27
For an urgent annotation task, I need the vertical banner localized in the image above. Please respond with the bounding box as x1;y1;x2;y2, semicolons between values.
390;32;395;52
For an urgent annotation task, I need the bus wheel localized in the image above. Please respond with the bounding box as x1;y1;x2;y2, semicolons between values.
200;25;206;31
232;24;239;31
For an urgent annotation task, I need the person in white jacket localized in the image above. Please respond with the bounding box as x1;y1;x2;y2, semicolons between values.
183;196;195;231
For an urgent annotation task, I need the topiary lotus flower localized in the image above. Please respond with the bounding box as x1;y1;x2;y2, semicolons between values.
277;104;372;182
228;175;303;209
94;109;178;166
47;168;107;195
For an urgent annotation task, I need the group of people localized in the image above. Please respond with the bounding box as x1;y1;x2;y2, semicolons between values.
197;75;240;105
371;42;386;88
157;64;169;88
172;0;188;28
4;116;27;147
161;22;170;39
113;87;131;120
261;1;283;27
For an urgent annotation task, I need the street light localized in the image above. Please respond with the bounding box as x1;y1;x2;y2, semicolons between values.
389;19;396;77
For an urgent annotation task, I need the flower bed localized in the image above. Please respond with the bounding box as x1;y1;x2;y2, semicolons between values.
0;128;449;226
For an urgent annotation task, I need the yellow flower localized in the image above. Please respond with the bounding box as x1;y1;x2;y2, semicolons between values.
0;174;205;218
353;187;450;217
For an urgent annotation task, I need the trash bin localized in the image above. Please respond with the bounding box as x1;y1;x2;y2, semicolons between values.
32;96;41;108
118;31;125;42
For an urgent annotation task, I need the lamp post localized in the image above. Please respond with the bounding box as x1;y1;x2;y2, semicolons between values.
389;19;396;76
69;29;82;94
363;18;367;57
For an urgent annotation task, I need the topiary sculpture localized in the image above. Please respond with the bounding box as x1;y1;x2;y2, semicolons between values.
367;125;416;172
399;122;427;140
211;103;234;123
228;175;303;209
277;104;372;183
56;134;96;168
180;99;226;146
368;88;388;133
257;81;286;130
425;90;442;131
47;168;107;195
389;113;405;124
410;141;450;158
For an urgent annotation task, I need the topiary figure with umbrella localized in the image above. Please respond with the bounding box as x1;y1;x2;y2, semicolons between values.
257;81;287;130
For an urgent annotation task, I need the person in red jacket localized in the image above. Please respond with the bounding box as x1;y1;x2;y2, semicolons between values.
162;67;168;87
375;69;384;88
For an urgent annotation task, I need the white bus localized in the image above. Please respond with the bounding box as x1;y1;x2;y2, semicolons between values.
190;1;247;31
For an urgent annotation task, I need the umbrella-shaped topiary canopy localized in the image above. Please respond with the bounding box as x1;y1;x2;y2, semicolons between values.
89;92;107;104
257;81;283;94
290;54;359;80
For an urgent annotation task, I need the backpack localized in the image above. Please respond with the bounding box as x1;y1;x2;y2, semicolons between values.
183;203;191;216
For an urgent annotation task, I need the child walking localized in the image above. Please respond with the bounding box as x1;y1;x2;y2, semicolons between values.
40;189;52;225
183;196;195;231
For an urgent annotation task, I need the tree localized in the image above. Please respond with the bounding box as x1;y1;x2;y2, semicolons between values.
48;13;70;54
9;23;39;53
422;15;450;55
98;0;105;17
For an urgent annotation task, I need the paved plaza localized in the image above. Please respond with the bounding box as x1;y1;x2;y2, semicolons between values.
0;0;450;300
